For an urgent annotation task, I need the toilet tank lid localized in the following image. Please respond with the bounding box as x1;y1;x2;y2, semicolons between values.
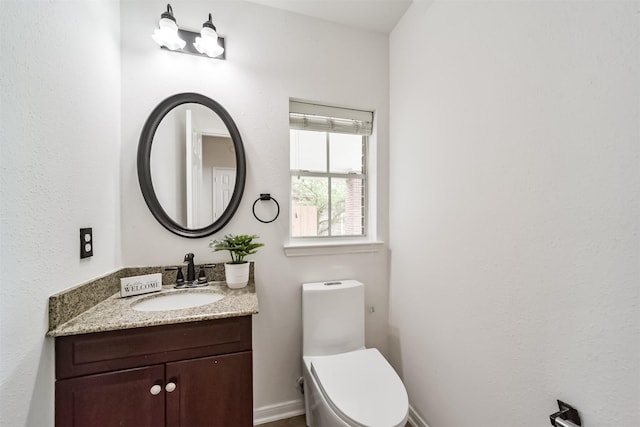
310;349;408;427
302;280;363;291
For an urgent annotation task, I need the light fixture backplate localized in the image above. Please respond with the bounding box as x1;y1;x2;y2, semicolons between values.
159;29;226;60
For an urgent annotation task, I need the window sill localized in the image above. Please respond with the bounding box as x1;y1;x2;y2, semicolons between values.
283;240;384;257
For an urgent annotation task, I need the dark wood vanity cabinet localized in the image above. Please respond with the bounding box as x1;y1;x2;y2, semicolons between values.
55;316;253;427
56;365;166;426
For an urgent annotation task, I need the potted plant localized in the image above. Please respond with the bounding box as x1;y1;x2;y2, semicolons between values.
210;234;264;289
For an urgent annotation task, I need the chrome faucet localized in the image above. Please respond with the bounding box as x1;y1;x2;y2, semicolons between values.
184;253;196;282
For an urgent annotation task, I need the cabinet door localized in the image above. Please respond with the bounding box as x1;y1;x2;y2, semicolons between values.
56;365;165;427
166;351;253;427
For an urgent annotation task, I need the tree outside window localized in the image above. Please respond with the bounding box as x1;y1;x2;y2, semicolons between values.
290;129;366;238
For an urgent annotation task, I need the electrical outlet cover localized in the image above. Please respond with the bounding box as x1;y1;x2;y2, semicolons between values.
80;228;93;258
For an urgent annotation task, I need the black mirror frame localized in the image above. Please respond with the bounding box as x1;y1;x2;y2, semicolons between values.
137;93;246;238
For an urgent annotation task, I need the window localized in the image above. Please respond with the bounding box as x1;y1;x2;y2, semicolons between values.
289;100;373;239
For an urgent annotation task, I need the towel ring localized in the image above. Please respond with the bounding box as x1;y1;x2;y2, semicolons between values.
252;193;280;223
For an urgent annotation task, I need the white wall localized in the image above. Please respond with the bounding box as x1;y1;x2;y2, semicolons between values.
151;103;186;224
0;1;121;426
389;1;639;426
120;0;391;413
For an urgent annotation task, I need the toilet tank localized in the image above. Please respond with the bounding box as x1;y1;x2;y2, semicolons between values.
302;280;364;356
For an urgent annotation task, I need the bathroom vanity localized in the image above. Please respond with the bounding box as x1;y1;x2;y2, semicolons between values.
55;316;252;426
48;266;258;427
47;90;257;425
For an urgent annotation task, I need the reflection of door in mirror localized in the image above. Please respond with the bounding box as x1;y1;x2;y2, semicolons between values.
187;113;236;228
203;136;236;222
212;167;236;220
151;103;237;229
186;109;203;229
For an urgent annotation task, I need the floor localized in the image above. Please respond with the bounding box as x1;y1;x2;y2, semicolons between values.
261;415;411;427
261;415;306;427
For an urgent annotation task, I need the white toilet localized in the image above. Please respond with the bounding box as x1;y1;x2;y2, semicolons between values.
302;280;409;427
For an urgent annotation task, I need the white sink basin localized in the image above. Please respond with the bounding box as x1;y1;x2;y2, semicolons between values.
132;291;224;312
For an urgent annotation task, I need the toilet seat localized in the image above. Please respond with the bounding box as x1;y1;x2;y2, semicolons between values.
310;349;408;427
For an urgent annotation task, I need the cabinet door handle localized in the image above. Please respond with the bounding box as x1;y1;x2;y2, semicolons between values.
150;385;162;395
165;382;177;393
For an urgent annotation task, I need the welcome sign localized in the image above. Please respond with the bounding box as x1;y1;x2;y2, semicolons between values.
120;273;162;297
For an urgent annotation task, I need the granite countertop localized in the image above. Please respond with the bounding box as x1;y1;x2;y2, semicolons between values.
47;265;259;337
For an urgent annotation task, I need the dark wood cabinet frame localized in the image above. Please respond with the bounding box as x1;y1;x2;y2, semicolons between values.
55;316;253;426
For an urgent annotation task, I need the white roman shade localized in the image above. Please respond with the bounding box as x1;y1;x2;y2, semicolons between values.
289;100;373;136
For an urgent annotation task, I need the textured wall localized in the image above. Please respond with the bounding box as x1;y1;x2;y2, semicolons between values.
0;1;121;425
119;0;391;414
389;1;640;426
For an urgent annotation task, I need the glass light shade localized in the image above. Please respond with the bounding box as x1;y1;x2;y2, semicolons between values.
152;17;186;51
193;26;224;57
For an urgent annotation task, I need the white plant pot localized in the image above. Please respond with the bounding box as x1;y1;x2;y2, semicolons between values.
224;262;250;289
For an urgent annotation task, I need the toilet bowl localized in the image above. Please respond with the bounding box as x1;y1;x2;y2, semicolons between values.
303;349;409;427
302;280;409;427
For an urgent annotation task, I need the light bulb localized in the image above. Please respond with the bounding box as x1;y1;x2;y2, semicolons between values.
193;13;224;58
151;4;186;51
194;27;224;57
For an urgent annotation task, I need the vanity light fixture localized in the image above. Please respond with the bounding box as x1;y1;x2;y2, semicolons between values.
193;14;224;58
152;4;225;60
151;4;186;51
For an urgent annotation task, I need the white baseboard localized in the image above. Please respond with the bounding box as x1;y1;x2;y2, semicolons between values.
254;399;306;425
253;400;427;427
408;405;430;427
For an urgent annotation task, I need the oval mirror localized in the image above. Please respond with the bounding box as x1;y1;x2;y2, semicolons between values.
137;93;246;238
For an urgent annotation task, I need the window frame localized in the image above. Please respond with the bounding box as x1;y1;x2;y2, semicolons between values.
285;100;381;256
289;130;368;239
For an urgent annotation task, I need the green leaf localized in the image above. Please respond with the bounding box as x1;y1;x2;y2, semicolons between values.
209;234;264;263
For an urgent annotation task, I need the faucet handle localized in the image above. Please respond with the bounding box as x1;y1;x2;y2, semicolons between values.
197;264;214;284
176;266;184;284
197;267;207;284
164;266;185;286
